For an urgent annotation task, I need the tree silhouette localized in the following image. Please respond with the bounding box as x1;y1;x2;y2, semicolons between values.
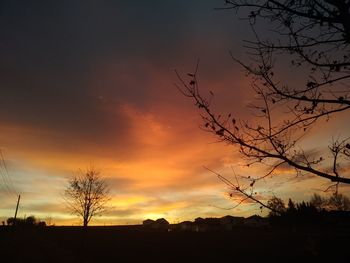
64;167;110;227
310;193;327;211
178;0;350;210
328;193;350;210
6;215;46;227
311;192;350;211
267;196;286;216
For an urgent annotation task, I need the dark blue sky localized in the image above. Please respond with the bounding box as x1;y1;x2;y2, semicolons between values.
0;0;247;138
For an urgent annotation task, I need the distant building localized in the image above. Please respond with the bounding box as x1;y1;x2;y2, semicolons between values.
145;215;271;232
194;217;223;232
244;215;269;228
193;217;207;232
175;216;251;232
143;218;170;230
142;219;155;226
178;221;194;231
153;218;169;229
219;215;244;230
194;217;205;224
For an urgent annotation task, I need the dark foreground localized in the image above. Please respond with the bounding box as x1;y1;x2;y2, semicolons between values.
1;225;349;262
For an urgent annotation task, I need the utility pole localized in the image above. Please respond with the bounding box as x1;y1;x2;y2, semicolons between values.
14;194;21;220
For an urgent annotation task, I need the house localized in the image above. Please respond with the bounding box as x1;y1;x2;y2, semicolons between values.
194;217;222;231
193;217;209;232
152;218;169;229
244;215;269;228
194;217;205;224
143;218;170;230
177;221;194;231
219;215;244;230
142;219;155;227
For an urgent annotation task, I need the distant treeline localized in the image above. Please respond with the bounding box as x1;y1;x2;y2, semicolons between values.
267;193;350;226
5;215;46;227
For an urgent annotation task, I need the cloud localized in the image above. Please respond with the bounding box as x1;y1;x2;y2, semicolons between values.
1;1;348;225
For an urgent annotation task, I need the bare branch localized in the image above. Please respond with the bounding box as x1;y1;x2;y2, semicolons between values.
177;0;350;210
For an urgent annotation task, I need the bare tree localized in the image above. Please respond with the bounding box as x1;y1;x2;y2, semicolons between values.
177;0;350;211
64;167;110;227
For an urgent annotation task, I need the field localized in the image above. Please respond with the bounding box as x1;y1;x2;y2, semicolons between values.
1;225;349;262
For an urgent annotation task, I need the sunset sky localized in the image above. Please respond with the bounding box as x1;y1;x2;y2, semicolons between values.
0;0;349;226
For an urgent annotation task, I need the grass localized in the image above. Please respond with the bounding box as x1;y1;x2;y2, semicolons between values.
1;225;349;262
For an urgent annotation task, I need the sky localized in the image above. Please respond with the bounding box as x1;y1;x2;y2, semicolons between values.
0;0;349;226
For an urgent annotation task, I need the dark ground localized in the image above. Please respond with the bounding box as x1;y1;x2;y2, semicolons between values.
0;225;349;262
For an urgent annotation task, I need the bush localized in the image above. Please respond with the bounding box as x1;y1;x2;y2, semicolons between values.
7;216;46;227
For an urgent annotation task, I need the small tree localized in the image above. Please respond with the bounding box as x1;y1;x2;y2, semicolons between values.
310;192;350;211
286;199;297;214
64;167;110;227
310;193;327;211
327;193;350;211
267;196;286;217
6;215;46;227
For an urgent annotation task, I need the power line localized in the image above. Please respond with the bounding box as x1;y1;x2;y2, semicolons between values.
0;150;16;192
0;149;18;200
0;167;16;200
